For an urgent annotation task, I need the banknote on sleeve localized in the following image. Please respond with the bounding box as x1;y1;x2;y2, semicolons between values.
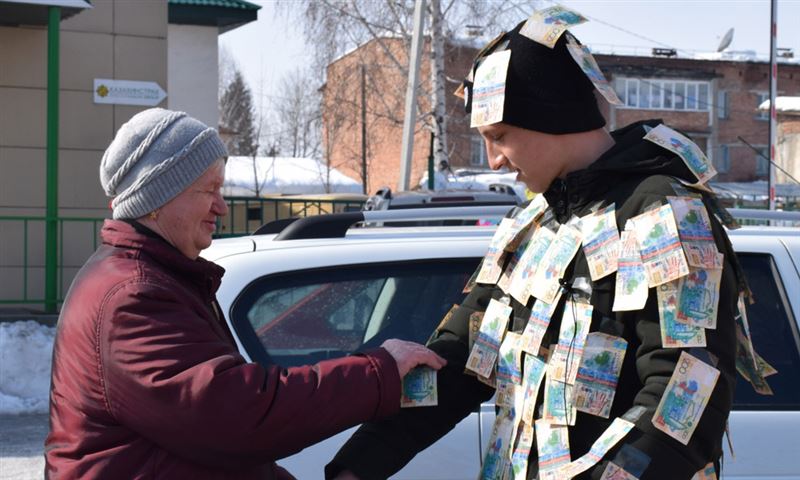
613;227;649;312
400;367;438;408
466;298;513;378
519;5;587;48
644;124;717;185
652;351;720;445
631;204;690;286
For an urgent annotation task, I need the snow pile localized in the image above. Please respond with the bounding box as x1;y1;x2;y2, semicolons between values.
223;156;362;196
0;321;56;414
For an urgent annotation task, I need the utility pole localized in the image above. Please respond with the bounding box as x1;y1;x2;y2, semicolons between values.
768;0;778;212
360;64;368;194
398;0;426;192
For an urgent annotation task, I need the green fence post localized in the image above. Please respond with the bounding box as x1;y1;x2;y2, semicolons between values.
45;6;60;313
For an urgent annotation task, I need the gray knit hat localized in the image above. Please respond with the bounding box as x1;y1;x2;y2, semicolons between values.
100;108;227;220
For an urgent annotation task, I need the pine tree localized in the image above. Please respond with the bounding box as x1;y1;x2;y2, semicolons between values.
220;69;258;157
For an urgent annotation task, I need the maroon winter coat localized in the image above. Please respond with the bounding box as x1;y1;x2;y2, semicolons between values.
45;220;401;479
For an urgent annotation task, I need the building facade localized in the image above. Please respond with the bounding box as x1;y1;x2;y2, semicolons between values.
323;38;800;193
0;0;258;307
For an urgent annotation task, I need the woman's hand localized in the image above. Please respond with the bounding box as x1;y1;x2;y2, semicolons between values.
380;339;447;377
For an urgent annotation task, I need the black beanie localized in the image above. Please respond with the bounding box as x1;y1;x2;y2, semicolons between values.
464;22;606;134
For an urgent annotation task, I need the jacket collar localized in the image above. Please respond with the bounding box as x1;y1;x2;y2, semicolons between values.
100;219;225;295
543;119;695;222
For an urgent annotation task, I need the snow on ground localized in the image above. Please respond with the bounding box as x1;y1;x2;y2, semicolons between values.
0;322;55;415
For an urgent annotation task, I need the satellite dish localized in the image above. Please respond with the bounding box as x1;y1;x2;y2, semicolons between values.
717;28;734;52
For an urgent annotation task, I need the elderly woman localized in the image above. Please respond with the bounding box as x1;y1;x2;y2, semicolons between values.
45;108;445;479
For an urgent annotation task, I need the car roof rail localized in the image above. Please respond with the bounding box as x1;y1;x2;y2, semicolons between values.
253;217;300;235
729;208;800;222
273;205;514;241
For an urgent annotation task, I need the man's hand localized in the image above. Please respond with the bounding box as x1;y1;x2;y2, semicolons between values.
380;339;447;377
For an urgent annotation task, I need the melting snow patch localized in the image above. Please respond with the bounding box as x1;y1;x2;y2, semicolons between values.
0;321;55;414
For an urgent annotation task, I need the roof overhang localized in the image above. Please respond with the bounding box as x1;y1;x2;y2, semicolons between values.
0;0;92;26
168;0;259;34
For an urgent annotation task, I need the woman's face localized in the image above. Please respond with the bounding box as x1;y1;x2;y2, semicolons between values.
153;159;228;259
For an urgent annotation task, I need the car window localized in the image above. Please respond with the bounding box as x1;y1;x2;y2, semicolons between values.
733;253;800;410
231;259;479;367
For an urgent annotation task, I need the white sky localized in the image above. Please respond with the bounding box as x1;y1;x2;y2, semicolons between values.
221;0;800;107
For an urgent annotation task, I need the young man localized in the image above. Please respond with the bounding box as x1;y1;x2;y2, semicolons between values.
327;11;751;480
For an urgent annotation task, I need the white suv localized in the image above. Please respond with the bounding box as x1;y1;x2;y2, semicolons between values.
202;207;800;480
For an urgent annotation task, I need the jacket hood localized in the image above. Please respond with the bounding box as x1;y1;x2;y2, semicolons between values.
543;119;699;215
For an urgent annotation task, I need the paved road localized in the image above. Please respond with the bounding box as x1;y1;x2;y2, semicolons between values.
0;414;47;480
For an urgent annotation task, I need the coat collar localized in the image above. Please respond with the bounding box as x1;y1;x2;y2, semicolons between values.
100;219;225;295
543;119;695;222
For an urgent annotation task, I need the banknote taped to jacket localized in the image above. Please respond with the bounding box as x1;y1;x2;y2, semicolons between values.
652;351;720;445
530;223;583;303
668;196;721;270
613;227;649;312
581;203;621;280
496;332;523;408
644;124;717;185
508;225;556;304
631;204;690;287
574;333;628;418
658;280;707;349
466;298;512;378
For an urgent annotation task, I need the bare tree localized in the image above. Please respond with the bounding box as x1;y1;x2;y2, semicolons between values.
279;0;538;189
272;68;322;159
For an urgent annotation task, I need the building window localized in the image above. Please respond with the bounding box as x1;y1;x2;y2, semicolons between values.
755;92;769;120
755;147;769;176
470;135;487;167
616;77;711;112
715;144;730;173
717;90;728;119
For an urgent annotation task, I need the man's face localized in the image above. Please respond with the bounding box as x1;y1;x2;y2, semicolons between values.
477;122;565;193
155;158;228;259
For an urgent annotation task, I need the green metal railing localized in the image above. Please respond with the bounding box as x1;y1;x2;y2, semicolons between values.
0;216;105;306
216;196;366;237
0;197;366;307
